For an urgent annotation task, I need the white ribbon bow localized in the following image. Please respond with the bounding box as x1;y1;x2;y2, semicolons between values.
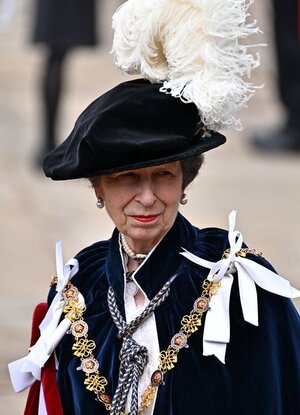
181;211;300;364
8;241;79;393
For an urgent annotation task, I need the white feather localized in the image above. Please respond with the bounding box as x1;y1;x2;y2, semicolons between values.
111;0;261;130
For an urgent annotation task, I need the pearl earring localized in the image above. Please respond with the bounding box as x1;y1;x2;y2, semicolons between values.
180;193;188;205
96;198;104;209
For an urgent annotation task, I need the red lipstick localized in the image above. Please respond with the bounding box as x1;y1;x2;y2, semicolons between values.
131;215;159;223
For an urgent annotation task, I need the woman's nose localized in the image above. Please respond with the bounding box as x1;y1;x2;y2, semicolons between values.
135;181;157;206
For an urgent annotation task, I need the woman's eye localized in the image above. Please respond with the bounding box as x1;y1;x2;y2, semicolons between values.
156;171;172;177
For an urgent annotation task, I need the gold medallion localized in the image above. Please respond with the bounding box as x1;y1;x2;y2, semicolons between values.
170;332;188;350
71;320;88;338
80;357;99;374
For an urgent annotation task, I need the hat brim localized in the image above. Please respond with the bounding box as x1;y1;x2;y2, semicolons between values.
83;131;226;177
43;80;226;180
43;130;225;180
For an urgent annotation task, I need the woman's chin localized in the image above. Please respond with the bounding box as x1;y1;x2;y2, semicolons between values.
124;227;166;253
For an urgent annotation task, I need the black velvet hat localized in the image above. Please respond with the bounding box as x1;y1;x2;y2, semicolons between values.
43;79;226;180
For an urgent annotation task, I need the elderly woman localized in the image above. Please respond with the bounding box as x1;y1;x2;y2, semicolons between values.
9;1;300;415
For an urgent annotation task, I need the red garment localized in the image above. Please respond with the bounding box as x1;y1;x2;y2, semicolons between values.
24;303;63;415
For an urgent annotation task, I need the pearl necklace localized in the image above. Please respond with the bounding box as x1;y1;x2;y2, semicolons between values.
120;234;148;264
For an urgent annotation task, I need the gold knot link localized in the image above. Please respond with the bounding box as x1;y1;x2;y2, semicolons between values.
140;385;156;411
209;281;221;296
84;374;108;393
159;348;178;371
180;311;202;335
64;300;86;322
72;338;96;358
202;281;221;298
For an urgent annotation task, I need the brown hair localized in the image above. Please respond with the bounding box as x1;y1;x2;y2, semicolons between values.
180;154;204;189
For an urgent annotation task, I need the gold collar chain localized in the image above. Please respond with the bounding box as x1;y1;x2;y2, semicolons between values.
55;275;221;414
49;246;263;413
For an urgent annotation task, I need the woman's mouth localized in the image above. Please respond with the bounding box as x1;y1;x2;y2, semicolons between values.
131;215;159;223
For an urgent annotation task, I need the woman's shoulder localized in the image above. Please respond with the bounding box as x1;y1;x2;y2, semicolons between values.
191;222;276;273
74;239;111;265
47;239;111;305
179;214;229;260
191;225;231;262
72;239;111;285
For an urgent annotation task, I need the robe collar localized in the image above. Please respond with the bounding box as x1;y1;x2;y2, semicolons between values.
105;213;198;310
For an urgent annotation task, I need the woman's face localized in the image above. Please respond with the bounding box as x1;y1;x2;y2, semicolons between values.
94;161;183;253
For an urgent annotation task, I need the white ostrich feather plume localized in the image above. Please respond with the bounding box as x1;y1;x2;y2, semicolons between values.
111;0;261;130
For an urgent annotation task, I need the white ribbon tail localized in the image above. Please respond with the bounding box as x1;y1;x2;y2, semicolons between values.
8;358;38;393
203;273;234;364
39;296;65;335
8;318;71;393
56;240;79;292
56;241;64;290
8;242;80;393
44;318;71;355
228;210;243;254
235;262;258;326
40;257;78;335
181;211;300;366
180;248;215;269
228;210;237;233
235;257;300;299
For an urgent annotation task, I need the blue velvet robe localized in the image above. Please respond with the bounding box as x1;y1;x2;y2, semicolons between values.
48;214;300;414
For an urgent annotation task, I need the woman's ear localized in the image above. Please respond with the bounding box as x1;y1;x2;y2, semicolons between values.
91;178;103;200
93;182;105;209
94;190;105;205
94;188;102;199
